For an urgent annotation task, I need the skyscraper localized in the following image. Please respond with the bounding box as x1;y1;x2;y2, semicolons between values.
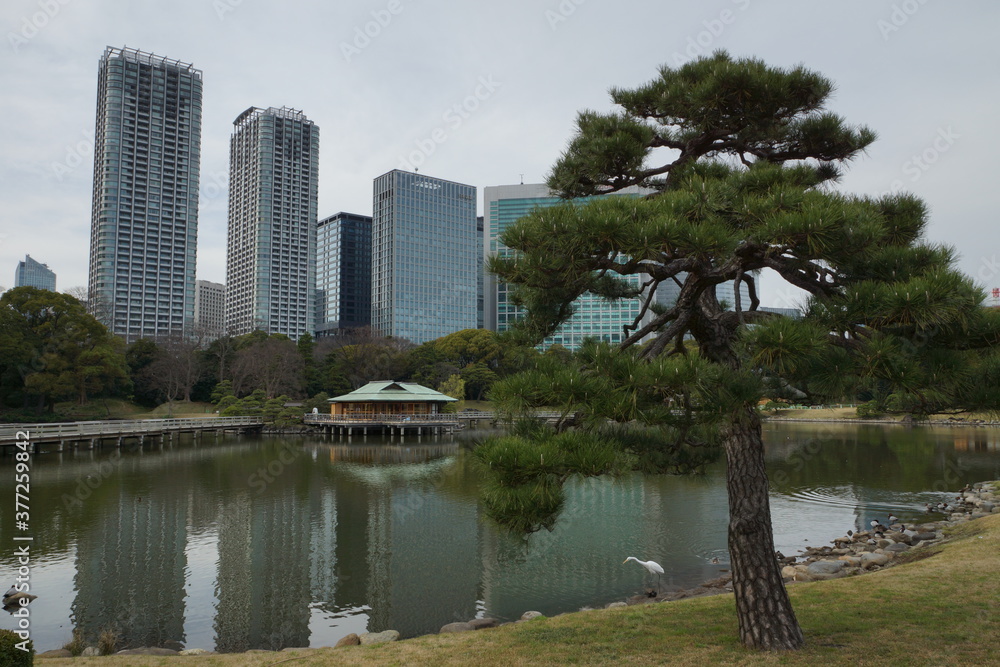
485;183;676;350
316;212;372;337
87;46;202;342
225;107;319;340
372;170;477;344
476;215;484;330
194;279;226;338
14;255;56;291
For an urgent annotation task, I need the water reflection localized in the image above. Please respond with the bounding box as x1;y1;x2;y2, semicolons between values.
1;425;998;652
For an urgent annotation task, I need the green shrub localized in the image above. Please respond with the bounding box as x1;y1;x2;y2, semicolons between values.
0;628;33;666
856;401;883;419
62;628;86;656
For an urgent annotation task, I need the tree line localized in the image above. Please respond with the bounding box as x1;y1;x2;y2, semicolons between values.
0;286;567;421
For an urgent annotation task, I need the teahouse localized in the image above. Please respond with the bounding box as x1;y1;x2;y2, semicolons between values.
313;381;460;436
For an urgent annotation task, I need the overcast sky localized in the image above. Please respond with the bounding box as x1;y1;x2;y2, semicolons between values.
1;0;997;309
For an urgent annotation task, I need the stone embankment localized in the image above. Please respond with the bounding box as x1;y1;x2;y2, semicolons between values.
777;480;997;583
611;480;999;607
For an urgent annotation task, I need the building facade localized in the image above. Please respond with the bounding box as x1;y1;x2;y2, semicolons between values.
316;212;372;337
484;183;752;350
194;279;225;337
485;184;653;349
87;46;202;342
476;215;484;330
225;107;319;340
14;255;56;291
372;170;477;344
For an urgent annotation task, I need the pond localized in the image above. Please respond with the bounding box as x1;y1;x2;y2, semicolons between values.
2;422;999;652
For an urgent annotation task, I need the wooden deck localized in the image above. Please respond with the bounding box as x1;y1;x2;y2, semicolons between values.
304;413;461;435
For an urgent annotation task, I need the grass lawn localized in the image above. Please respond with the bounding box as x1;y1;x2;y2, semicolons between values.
765;406;865;420
766;406;999;422
145;401;218;418
39;512;1000;665
50;399;151;421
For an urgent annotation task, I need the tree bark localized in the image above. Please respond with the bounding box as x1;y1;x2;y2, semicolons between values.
724;404;804;650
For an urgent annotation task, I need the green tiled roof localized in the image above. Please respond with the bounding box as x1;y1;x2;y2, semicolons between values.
328;381;458;403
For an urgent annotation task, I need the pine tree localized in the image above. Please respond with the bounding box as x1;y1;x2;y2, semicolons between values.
485;52;998;650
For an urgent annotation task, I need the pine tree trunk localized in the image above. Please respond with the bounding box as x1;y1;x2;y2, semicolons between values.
724;403;804;650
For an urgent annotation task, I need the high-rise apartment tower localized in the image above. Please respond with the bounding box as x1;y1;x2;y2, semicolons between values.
225;107;319;340
194;279;226;338
87;46;202;342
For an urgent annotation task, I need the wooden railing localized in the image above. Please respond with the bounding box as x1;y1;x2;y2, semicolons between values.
304;414;459;425
0;417;263;447
304;411;563;425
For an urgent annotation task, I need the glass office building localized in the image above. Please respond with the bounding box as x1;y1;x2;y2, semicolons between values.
484;183;747;351
87;46;202;342
14;255;56;291
316;212;372;336
226;107;319;340
372;170;477;344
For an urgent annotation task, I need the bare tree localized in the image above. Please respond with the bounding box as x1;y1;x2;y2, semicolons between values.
143;334;203;404
230;337;304;398
64;285;114;330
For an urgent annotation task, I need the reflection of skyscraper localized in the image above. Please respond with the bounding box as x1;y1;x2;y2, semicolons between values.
308;485;339;605
213;485;312;651
332;455;480;636
87;46;202;342
213;494;253;652
72;487;189;648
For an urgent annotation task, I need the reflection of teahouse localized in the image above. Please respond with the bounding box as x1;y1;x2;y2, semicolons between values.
312;381;460;436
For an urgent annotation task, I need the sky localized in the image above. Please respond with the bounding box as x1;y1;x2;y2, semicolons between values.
1;0;998;310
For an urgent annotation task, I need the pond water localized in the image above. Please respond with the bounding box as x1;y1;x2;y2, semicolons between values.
2;422;999;652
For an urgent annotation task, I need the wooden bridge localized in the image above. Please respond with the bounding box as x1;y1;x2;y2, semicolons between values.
0;417;264;453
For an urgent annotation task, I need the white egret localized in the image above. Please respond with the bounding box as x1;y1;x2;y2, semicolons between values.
623;557;664;591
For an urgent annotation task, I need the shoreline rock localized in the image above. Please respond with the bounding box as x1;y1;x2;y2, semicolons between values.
612;479;998;607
